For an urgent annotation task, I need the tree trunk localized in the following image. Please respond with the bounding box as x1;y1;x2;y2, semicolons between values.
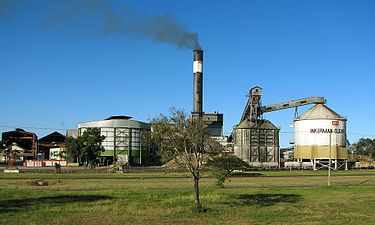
194;176;200;207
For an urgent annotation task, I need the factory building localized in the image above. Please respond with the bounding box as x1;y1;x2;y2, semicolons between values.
294;104;348;170
233;86;327;168
66;129;79;138
1;128;37;162
233;119;279;164
78;116;151;165
38;131;66;160
202;113;224;137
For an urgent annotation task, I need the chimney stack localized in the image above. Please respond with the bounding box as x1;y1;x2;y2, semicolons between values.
193;49;203;116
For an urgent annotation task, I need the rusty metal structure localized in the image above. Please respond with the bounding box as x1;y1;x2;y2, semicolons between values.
38;131;66;160
1;128;38;160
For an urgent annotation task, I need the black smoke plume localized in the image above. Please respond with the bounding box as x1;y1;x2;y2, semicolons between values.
3;0;201;50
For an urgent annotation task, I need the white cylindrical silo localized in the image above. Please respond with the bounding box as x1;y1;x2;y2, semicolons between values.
294;104;348;159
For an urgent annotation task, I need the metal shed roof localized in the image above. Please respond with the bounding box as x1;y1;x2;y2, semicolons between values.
236;119;278;130
38;131;66;143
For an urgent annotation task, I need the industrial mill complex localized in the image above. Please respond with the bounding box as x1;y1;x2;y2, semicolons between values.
1;49;350;170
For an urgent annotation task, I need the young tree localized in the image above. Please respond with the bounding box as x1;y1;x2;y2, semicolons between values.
65;128;105;168
206;156;248;188
149;108;221;211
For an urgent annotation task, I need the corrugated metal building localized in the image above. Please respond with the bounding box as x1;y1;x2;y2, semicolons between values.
1;128;37;160
38;131;66;160
233;119;279;164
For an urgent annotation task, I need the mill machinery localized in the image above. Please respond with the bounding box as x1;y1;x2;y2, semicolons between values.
233;86;326;166
240;87;326;124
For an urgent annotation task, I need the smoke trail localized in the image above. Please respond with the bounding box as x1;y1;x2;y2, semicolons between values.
0;0;19;20
1;0;201;49
43;0;201;50
103;12;201;50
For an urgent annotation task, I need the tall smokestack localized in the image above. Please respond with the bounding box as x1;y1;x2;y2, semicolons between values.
193;49;203;116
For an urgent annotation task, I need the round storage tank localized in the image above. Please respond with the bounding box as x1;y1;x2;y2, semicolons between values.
294;104;347;159
78;116;151;165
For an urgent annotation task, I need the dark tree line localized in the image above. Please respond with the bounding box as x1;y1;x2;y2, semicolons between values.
351;138;375;159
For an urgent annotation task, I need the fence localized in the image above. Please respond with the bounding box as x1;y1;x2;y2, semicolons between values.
24;160;68;167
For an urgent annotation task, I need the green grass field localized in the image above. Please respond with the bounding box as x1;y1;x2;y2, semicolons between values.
1;170;375;225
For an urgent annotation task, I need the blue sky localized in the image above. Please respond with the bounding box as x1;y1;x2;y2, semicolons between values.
1;0;375;147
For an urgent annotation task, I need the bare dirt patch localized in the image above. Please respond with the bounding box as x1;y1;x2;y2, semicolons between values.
25;179;63;186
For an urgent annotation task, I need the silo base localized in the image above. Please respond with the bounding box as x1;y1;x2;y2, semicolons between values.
285;159;348;170
294;145;348;160
310;159;348;170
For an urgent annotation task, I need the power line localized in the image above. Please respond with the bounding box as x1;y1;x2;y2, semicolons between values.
0;125;70;131
22;43;375;120
4;46;375;140
347;132;375;138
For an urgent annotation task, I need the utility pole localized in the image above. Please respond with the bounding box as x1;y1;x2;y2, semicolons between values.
328;133;331;186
